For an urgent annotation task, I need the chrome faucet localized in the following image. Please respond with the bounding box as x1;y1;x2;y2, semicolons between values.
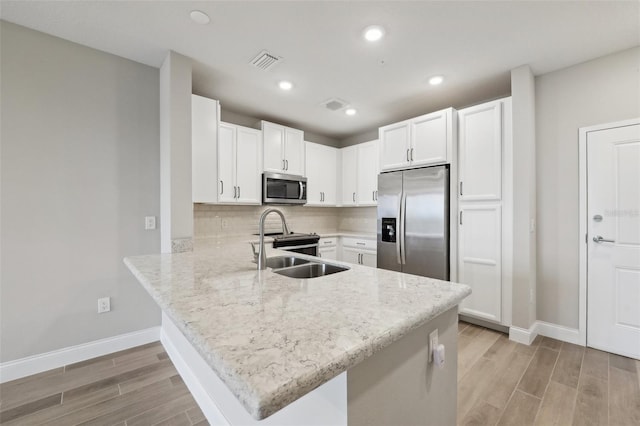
255;208;290;270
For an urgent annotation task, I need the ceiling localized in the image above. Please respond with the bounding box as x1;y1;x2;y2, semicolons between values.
2;1;639;140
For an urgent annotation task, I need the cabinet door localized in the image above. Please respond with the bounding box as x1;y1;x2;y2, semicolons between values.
319;246;338;261
305;142;322;205
192;95;219;203
262;121;285;173
235;126;261;204
322;146;338;205
357;141;379;206
459;101;502;201
379;121;410;171
411;109;448;167
284;128;305;176
341;145;358;206
341;247;361;265
458;203;502;322
217;123;236;203
361;251;377;268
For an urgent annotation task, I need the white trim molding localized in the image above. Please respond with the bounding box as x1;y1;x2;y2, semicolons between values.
0;327;160;383
509;323;538;345
578;117;640;349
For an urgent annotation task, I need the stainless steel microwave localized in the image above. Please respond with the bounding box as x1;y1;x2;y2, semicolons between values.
262;172;307;205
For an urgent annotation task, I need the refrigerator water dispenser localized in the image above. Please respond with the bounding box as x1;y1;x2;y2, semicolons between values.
381;218;397;243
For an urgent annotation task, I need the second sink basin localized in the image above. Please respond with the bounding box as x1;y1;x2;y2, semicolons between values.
274;262;349;279
265;256;311;269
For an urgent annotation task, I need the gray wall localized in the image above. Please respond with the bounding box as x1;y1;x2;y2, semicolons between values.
0;22;161;362
536;47;640;328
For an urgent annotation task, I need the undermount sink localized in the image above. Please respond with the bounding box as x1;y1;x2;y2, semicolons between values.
265;256;312;269
273;262;349;279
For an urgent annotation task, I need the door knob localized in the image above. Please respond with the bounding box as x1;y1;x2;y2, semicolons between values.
593;235;615;243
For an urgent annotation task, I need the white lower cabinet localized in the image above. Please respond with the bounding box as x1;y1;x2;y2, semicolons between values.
340;237;377;267
318;237;338;260
457;204;502;322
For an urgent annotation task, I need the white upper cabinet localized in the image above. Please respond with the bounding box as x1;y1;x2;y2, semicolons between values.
379;108;454;172
340;141;379;206
357;141;379;206
262;121;305;176
341;145;358;206
305;142;337;206
379;121;411;171
217;122;262;204
458;101;503;201
192;94;220;203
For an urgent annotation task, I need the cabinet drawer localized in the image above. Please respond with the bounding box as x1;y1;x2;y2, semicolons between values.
342;237;376;250
319;237;337;247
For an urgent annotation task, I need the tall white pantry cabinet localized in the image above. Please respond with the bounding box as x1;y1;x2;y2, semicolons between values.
457;97;512;326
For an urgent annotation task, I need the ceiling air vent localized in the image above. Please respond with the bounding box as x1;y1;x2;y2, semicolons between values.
249;50;282;71
321;98;348;112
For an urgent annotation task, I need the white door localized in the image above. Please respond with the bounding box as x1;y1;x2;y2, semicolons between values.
379;121;410;171
235;126;261;204
262;122;284;173
458;101;502;201
341;146;358;206
587;123;640;359
284;128;305;176
357;141;379;206
458;203;502;322
217;123;236;203
411;110;448;167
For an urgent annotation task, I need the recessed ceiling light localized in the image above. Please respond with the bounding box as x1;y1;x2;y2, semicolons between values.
345;108;357;116
190;10;210;25
363;25;385;42
429;75;444;86
279;81;293;91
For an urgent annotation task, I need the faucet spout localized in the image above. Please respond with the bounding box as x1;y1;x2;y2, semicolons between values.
257;208;290;270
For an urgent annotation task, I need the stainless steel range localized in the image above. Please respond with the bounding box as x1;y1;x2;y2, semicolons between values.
272;233;320;256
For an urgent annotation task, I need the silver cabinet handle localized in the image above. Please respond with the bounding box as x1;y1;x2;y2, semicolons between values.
237;186;240;199
282;159;286;170
460;182;463;196
406;149;410;162
410;148;414;161
593;235;615;243
373;190;375;201
353;192;356;202
233;186;237;199
220;180;224;195
285;159;289;170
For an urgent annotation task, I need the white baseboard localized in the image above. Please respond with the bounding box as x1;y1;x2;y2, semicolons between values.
509;323;538;345
510;320;584;347
535;321;583;345
0;326;161;383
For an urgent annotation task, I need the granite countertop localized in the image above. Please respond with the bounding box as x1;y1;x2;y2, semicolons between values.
124;237;470;420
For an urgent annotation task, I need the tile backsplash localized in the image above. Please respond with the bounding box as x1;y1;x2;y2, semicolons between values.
194;204;376;238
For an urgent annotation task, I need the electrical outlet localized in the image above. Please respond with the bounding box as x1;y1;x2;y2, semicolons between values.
145;216;156;230
98;297;111;313
429;329;438;363
221;219;228;229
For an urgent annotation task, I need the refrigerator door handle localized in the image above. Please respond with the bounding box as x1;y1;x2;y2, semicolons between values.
396;193;402;264
400;192;407;265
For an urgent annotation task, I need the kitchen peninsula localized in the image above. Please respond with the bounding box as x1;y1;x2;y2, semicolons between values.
124;237;471;425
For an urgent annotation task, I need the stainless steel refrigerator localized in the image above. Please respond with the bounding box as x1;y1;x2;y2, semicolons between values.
377;165;449;280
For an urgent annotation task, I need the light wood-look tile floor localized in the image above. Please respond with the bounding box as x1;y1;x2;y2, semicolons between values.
2;323;639;425
0;342;207;425
457;321;640;426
